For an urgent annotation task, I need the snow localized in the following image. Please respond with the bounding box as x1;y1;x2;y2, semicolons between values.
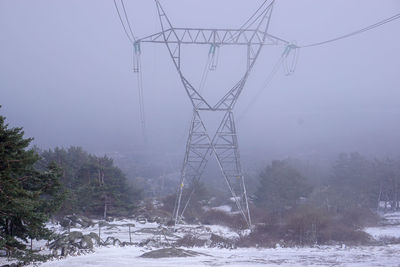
365;225;400;239
212;205;232;213
46;219;161;244
365;211;400;239
34;245;400;266
12;212;400;266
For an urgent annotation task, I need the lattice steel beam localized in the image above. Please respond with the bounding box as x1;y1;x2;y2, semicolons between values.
136;0;286;228
137;28;287;46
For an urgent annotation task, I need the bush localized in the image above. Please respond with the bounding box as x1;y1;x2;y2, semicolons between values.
237;224;282;248
200;210;246;230
174;234;207;247
161;182;210;223
317;223;370;245
174;233;235;249
339;207;379;228
284;205;330;245
238;204;373;247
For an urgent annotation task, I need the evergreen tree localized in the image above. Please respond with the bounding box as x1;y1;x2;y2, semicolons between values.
254;160;312;215
39;147;142;217
328;153;378;210
0;110;63;252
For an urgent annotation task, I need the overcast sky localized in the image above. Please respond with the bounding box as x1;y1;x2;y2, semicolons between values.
1;0;400;161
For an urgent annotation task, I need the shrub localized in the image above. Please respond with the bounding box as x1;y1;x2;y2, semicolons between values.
200;210;246;230
174;234;207;247
237;204;373;247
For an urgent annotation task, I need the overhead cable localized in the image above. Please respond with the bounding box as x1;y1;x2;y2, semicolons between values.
113;0;146;143
113;0;135;44
121;0;137;42
238;54;284;122
223;0;273;45
299;12;400;48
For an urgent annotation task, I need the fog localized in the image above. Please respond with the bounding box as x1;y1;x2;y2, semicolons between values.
1;0;400;169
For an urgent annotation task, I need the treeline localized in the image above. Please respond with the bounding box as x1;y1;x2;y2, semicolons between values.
254;153;400;214
161;153;400;246
244;153;400;246
0;109;142;256
37;146;142;218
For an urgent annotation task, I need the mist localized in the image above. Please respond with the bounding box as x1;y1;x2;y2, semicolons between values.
1;0;400;168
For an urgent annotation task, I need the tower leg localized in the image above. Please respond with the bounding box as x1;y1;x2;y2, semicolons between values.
174;110;212;225
212;111;251;227
175;110;252;228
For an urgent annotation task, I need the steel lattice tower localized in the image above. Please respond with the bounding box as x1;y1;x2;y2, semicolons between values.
135;0;288;228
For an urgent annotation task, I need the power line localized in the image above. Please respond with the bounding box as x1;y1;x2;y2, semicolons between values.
113;0;147;143
113;0;134;44
238;54;284;122
299;12;400;48
121;0;136;42
238;0;271;30
224;0;273;45
238;12;400;121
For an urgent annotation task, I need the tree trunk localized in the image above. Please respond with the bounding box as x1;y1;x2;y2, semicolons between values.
377;182;383;212
104;200;107;219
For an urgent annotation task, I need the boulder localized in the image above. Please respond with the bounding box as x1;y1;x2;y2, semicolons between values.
79;235;94;249
140;248;207;258
59;218;72;228
89;232;101;245
59;214;94;228
68;231;83;243
79;215;94;227
136;216;147;224
49;231;97;256
0;263;22;267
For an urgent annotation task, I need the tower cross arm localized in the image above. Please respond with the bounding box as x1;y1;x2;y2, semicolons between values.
136;27;289;46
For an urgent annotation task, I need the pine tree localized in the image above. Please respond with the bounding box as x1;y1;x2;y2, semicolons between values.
0;110;63;252
39;147;142;217
254;160;312;215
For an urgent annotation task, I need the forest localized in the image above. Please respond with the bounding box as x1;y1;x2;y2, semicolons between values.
2;110;400;264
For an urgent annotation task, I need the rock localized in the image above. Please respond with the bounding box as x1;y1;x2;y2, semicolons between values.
140;248;207;258
89;232;101;245
0;250;7;257
49;230;98;257
103;237;122;246
79;215;94;227
59;218;72;228
136;216;147;224
166;220;175;227
210;233;235;249
79;235;94;249
67;214;80;225
48;235;68;250
1;264;23;267
68;231;83;242
60;214;94;228
139;238;159;247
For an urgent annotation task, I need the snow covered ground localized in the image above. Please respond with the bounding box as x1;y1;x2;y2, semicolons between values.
36;244;400;267
365;211;400;239
3;212;399;266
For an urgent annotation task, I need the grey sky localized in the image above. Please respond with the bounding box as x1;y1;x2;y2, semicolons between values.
1;0;399;160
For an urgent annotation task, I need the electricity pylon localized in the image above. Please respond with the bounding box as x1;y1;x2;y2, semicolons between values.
135;0;288;228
